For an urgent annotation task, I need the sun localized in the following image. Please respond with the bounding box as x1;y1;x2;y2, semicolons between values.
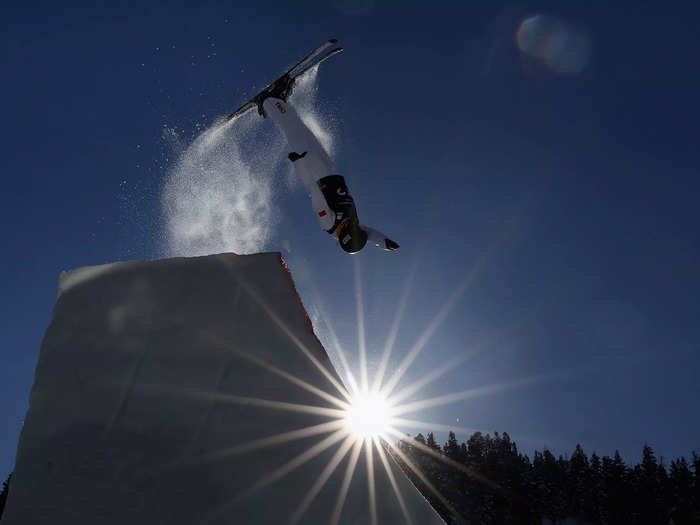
344;390;394;439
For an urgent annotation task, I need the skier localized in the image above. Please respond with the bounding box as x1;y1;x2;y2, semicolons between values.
225;40;399;254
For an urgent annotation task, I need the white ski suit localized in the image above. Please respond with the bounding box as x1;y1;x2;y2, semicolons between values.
263;97;398;253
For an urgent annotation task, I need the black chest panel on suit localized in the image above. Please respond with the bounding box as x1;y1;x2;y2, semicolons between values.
317;175;358;233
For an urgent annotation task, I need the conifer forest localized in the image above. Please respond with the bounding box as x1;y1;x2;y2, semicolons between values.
1;432;698;523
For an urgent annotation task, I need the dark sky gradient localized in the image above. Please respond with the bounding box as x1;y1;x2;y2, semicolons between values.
2;2;699;481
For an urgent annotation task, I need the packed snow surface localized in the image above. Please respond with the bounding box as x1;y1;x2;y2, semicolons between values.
4;253;443;524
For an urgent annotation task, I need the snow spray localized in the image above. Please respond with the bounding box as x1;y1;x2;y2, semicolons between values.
160;67;335;257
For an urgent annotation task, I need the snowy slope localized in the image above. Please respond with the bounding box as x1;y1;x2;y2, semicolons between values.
4;252;444;524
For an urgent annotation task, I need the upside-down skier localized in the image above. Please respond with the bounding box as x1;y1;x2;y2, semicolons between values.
225;40;399;254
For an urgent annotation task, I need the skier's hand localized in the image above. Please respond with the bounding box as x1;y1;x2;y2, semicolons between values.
384;239;399;251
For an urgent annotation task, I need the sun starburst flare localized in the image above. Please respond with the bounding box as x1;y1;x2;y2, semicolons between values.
344;390;394;440
177;253;557;524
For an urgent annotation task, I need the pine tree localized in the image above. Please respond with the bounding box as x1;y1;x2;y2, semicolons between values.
466;431;486;468
602;450;631;522
568;444;590;519
0;473;11;520
426;432;441;451
443;431;461;460
589;452;607;524
634;444;667;523
531;449;567;522
693;452;700;523
669;457;694;523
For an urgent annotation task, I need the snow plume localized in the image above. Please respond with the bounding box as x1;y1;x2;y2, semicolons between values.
161;68;334;257
161;111;282;257
290;66;336;158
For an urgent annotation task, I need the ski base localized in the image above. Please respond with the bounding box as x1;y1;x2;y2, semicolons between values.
224;39;343;123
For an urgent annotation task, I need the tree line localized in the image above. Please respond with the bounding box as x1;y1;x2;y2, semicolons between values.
393;430;699;524
1;432;698;523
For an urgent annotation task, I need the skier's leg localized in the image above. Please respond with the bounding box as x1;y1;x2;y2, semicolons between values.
262;98;336;193
263;97;339;232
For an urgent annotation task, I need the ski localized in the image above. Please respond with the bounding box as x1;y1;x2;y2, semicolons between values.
223;39;343;123
222;100;257;123
287;39;339;78
289;47;344;82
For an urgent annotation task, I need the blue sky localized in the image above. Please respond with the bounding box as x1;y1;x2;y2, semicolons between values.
2;1;699;481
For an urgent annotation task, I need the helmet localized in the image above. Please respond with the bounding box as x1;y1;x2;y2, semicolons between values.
338;221;368;254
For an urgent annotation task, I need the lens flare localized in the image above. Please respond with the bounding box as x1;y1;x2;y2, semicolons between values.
344;391;394;439
516;14;591;75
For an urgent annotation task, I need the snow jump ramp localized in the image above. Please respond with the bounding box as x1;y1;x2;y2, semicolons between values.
5;252;444;524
